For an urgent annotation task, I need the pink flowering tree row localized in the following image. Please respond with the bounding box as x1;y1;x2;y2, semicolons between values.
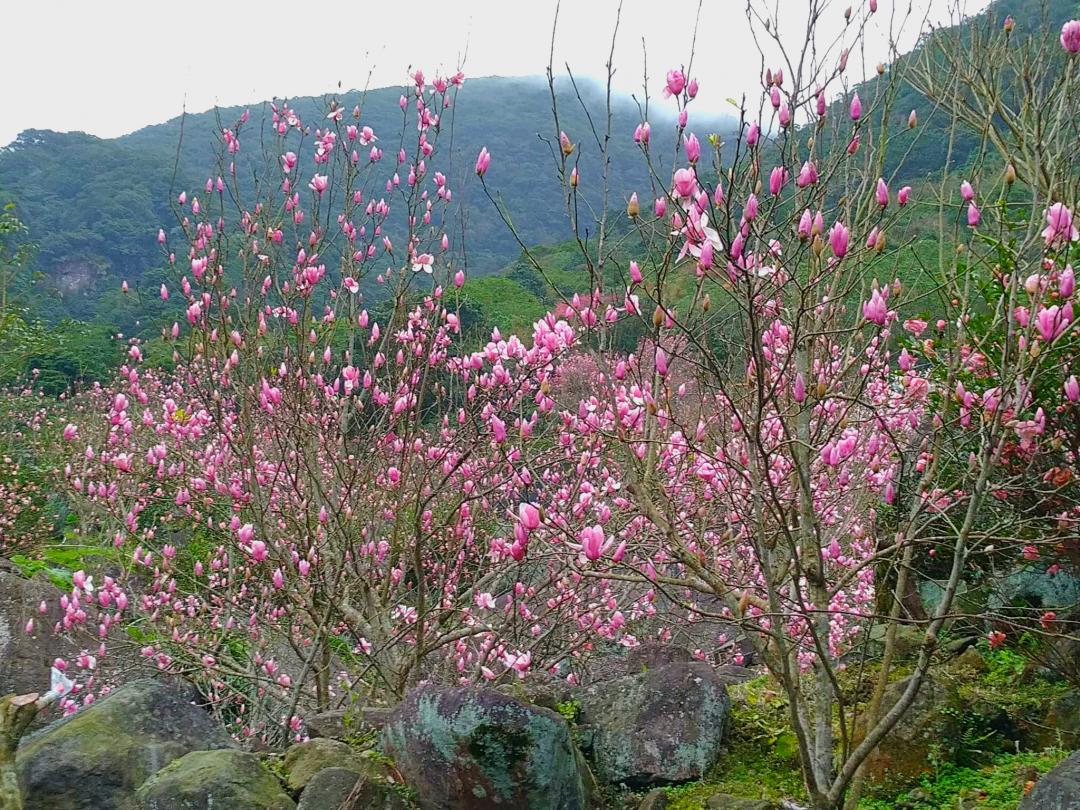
53;74;640;743
475;3;1080;807
32;2;1080;808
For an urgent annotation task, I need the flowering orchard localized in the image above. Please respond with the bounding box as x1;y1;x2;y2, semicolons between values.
21;3;1080;808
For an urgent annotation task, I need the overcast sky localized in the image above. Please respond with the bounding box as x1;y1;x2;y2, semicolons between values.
3;0;991;148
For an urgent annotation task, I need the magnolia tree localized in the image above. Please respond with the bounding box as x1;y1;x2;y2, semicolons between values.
478;2;1080;807
25;1;1080;808
51;75;632;743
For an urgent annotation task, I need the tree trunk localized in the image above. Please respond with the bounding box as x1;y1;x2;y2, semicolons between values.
1;693;40;810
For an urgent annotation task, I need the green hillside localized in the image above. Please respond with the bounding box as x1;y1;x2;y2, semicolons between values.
0;76;734;327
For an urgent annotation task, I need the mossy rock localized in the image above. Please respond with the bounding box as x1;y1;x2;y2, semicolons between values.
637;787;669;809
296;767;411;810
578;662;730;787
1036;690;1080;750
306;706;391;739
16;678;234;810
853;674;954;787
705;795;778;810
282;737;367;792
1018;749;1080;810
136;749;295;809
381;685;588;809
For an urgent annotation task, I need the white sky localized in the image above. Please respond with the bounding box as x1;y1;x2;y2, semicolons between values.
3;0;991;148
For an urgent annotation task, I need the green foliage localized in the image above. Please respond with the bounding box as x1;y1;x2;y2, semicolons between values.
727;676;800;763
9;543;121;589
856;0;1079;185
860;749;1068;810
947;640;1072;740
658;736;808;809
555;699;581;725
0;310;121;394
932;705;1004;769
0;79;733;328
456;276;548;342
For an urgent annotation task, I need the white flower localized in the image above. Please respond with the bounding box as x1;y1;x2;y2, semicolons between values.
411;253;434;274
39;666;74;706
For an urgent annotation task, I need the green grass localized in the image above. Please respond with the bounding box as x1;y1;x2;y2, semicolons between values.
652;747;1067;810
860;749;1069;810
654;653;1072;810
659;732;808;810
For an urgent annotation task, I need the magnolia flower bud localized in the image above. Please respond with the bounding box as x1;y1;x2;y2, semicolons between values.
627;193;640;218
653;306;664;328
1004;163;1017;185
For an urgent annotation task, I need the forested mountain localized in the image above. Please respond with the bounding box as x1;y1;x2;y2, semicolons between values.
0;0;1075;394
874;0;1079;180
0;76;734;325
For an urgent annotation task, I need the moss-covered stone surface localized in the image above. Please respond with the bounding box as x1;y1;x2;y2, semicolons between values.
136;749;295;809
578;661;730;787
281;737;367;792
295;766;412;810
381;685;587;809
15;678;234;810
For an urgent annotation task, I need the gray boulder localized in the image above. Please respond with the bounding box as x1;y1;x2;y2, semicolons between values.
381;685;588;809
637;788;668;809
306;706;392;740
16;678;234;810
136;749;295;809
1019;750;1080;810
706;796;778;810
578;661;730;787
714;665;759;685
1036;691;1080;750
587;644;693;683
495;670;576;712
0;567;142;706
0;570;62;699
852;674;952;786
296;767;410;810
282;738;366;792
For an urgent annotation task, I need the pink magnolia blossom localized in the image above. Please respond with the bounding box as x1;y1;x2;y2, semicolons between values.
862;289;888;326
849;92;862;120
746;122;760;146
875;178;889;207
580;525;612;561
684;133;701;163
1042;203;1078;244
475;146;491;177
796;161;818;188
967;203;981;227
1066;375;1079;402
673;168;697;199
664;69;687;97
1061;20;1080;53
829;221;850;258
